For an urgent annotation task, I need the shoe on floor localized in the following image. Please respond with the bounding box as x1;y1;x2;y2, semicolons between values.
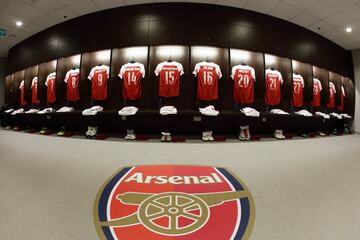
57;130;65;136
40;128;47;135
274;129;285;140
316;131;326;136
239;128;246;141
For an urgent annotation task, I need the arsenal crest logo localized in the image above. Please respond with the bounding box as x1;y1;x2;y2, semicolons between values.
94;165;255;239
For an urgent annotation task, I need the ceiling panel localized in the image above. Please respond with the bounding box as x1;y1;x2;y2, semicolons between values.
67;0;99;16
289;12;320;27
214;0;248;8
305;0;354;19
244;0;282;14
283;0;320;10
25;0;65;13
50;6;77;21
92;0;126;10
3;0;46;22
270;2;302;21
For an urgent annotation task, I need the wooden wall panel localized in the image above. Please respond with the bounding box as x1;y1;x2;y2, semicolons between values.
6;3;353;80
13;70;25;107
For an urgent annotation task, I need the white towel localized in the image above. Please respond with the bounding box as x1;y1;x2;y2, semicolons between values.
241;107;260;117
56;107;74;113
11;108;24;115
315;111;330;119
118;106;138;116
294;109;313;117
199;105;219;116
271;109;289;115
4;109;14;113
25;109;39;114
160;106;177;115
37;108;54;114
82;105;103;116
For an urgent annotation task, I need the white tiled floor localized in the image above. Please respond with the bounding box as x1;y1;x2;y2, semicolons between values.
0;129;359;239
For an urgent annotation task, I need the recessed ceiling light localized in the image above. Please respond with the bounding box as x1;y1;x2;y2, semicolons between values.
346;27;352;33
16;21;23;27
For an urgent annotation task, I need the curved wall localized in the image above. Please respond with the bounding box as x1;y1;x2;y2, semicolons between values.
6;3;354;79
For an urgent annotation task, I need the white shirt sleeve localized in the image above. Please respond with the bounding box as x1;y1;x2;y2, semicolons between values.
45;74;51;86
216;64;222;79
140;63;145;78
177;62;184;76
31;77;37;89
118;65;125;79
193;63;200;77
251;67;256;81
64;70;70;83
105;65;110;79
278;71;283;84
154;63;162;76
333;83;336;93
301;76;305;88
88;67;95;81
19;80;24;89
318;80;322;92
230;66;237;80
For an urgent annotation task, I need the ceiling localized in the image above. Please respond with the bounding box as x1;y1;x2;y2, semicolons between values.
1;0;360;58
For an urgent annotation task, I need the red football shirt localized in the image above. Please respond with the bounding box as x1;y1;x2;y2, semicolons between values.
265;69;283;105
231;64;256;104
327;82;336;108
119;62;145;100
193;62;222;100
64;69;80;102
155;61;184;97
88;65;110;100
338;86;346;112
45;72;56;103
19;80;26;106
31;76;40;104
292;73;305;107
311;78;322;107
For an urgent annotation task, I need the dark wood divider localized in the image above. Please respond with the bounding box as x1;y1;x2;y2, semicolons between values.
5;75;14;105
13;70;25;107
342;77;355;116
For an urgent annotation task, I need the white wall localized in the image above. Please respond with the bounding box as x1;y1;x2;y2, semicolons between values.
0;57;7;107
352;50;360;133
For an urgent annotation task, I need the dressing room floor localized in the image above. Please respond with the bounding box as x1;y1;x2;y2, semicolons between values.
1;129;359;240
